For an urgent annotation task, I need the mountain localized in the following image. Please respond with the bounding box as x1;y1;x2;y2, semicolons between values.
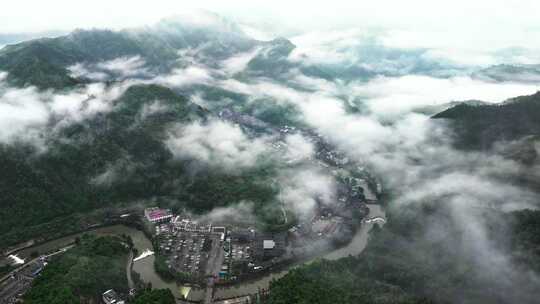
0;31;66;48
0;16;258;89
473;64;540;83
0;30;172;89
432;91;540;150
153;13;257;59
0;84;197;243
0;81;285;248
0;17;307;249
245;37;296;76
413;100;489;116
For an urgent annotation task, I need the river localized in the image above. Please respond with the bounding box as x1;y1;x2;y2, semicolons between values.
3;204;385;302
212;204;386;299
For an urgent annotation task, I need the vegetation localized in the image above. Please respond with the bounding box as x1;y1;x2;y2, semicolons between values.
0;84;277;250
153;255;176;282
0;264;13;278
432;91;540;150
508;210;540;272
0;25;256;90
266;91;540;303
24;234;129;304
131;288;175;304
267;259;434;304
267;204;540;304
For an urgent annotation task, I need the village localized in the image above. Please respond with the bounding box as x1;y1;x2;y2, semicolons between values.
0;174;380;304
145;175;376;288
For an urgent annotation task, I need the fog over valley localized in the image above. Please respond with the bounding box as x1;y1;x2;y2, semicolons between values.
1;2;540;304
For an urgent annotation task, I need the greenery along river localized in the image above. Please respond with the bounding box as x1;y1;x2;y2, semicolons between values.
5;205;385;302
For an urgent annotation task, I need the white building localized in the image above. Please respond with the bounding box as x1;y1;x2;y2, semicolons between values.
102;289;124;304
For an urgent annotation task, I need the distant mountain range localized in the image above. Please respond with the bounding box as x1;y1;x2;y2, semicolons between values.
2;13;540;304
0;17;259;89
473;64;540;83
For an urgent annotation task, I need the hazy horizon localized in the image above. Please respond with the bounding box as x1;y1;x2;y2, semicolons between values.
2;1;540;65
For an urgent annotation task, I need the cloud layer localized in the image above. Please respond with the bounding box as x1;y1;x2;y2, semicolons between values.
166;119;269;171
0;73;128;146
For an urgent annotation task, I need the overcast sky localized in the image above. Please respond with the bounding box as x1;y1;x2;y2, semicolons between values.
1;0;540;51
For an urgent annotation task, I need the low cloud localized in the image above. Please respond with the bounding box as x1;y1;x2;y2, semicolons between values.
166;119;269;171
154;65;214;87
139;100;170;120
90;157;136;186
0;84;49;144
220;47;262;74
190;57;540;301
279;167;336;218
197;201;257;224
349;75;540;118
0;73;128;147
282;133;314;164
69;56;150;81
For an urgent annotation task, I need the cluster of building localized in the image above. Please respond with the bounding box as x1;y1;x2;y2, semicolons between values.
143;134;382;284
144;201;367;286
223;230;287;281
145;208;292;283
144;207;173;224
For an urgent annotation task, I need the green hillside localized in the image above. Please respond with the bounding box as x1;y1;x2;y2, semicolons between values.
267;206;540;304
432;92;540;150
24;235;129;304
0;83;278;248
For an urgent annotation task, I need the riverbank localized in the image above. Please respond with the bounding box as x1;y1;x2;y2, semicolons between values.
0;204;385;303
211;204;386;300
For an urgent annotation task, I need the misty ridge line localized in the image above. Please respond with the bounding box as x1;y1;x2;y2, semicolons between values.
1;10;540;303
0;12;539;238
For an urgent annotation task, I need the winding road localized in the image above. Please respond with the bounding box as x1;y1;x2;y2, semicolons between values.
126;250;134;289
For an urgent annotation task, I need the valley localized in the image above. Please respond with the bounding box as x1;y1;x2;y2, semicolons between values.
1;6;540;304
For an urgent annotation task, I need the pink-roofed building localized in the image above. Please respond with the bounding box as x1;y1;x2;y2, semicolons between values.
144;207;173;223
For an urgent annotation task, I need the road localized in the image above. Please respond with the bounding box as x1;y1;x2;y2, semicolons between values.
0;245;74;284
126;250;134;289
0;245;74;303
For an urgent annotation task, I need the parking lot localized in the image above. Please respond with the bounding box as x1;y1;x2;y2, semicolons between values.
157;226;224;281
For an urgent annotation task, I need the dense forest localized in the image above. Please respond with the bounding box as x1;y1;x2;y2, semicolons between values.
0;84;280;249
131;288;175;304
0;25;256;89
432;92;540;151
3;15;540;304
24;235;129;303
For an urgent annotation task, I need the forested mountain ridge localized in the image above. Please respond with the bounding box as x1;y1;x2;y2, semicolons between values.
432;91;540;150
2;11;540;304
0;19;259;89
0;19;305;249
0;84;201;245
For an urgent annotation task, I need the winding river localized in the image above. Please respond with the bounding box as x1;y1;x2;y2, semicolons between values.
3;204;385;302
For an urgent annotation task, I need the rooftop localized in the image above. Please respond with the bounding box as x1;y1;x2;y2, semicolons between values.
263;240;275;249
